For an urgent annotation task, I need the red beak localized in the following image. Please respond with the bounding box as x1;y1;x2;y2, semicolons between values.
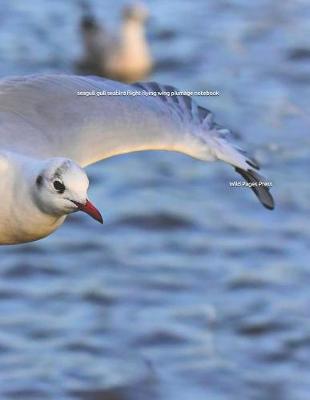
74;199;103;224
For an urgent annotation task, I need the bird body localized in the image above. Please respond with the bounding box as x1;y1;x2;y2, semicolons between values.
0;74;274;245
102;6;152;82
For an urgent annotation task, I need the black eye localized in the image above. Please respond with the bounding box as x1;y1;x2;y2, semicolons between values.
36;175;43;187
53;180;65;193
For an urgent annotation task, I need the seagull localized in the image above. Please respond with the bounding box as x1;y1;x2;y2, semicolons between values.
0;74;274;245
78;3;152;82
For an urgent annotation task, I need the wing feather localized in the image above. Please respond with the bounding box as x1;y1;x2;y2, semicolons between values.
0;74;274;209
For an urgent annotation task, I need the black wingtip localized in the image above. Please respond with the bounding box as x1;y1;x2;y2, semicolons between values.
262;198;275;210
235;167;275;210
237;149;260;171
246;159;260;170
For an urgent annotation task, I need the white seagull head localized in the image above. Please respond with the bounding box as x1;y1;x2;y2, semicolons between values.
33;158;103;224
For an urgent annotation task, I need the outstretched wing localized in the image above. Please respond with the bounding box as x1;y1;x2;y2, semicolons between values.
133;81;274;210
0;74;187;164
0;74;274;209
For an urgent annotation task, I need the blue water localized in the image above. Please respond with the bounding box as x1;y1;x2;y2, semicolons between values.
0;0;309;399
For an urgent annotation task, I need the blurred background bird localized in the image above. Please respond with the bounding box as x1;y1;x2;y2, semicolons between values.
77;1;152;81
0;1;309;400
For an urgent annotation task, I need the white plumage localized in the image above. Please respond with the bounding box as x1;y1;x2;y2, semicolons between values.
0;74;274;244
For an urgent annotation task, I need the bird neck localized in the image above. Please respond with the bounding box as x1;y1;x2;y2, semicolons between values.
120;19;149;57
